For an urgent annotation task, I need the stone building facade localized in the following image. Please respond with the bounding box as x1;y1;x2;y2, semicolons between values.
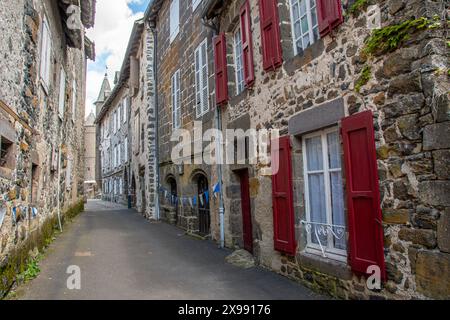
128;20;158;217
84;111;97;198
200;0;449;299
0;0;95;295
96;76;131;205
146;0;222;237
96;18;158;214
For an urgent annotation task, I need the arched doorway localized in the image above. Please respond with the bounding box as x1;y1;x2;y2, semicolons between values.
196;174;210;236
167;176;178;225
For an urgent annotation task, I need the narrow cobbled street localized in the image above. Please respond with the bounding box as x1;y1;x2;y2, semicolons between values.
16;201;322;300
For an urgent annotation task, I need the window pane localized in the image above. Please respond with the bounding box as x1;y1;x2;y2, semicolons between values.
292;2;299;20
294;21;301;39
300;0;306;15
308;173;327;246
330;171;346;250
327;131;341;169
305;136;323;171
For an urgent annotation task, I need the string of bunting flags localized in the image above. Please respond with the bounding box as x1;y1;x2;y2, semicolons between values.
159;182;221;208
0;192;39;228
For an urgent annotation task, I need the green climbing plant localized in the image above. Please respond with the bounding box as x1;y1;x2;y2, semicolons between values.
362;16;440;57
349;0;368;16
355;65;372;93
354;15;443;92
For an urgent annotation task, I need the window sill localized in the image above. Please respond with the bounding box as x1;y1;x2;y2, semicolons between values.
284;40;325;77
297;250;352;280
229;88;248;107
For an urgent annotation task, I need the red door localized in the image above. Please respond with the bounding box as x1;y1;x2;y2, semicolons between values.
239;170;253;253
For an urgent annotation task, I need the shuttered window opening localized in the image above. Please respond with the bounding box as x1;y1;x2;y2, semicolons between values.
317;0;343;37
234;28;245;95
259;0;283;71
195;39;209;117
289;0;320;56
170;0;180;43
72;80;77;122
214;33;228;105
58;68;66;119
123;97;128;123
272;136;297;255
240;0;255;86
172;70;181;129
40;17;52;92
302;127;347;262
342;110;386;280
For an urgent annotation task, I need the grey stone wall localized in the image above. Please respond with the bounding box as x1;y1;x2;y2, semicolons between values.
154;0;221;238
0;0;88;272
216;0;449;299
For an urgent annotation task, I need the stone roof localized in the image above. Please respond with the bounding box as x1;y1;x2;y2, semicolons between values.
85;111;96;126
95;73;112;104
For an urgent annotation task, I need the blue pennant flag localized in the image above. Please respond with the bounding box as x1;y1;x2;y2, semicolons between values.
205;191;209;205
213;183;221;194
193;196;197;206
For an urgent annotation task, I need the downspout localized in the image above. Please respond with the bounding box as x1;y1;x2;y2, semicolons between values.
202;17;225;249
56;140;63;232
149;22;160;221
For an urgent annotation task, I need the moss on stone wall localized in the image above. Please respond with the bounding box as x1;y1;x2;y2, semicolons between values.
0;200;85;298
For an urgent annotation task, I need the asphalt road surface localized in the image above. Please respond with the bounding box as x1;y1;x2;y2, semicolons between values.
18;200;323;300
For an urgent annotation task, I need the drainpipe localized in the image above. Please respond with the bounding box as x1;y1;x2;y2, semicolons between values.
149;22;160;221
216;106;225;249
202;17;225;249
56;141;63;232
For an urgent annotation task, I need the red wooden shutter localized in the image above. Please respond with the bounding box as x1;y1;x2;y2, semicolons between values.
214;33;228;105
341;110;386;280
271;136;296;255
259;0;283;71
240;0;255;86
317;0;344;37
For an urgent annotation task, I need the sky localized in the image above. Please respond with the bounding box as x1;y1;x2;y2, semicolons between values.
85;0;151;118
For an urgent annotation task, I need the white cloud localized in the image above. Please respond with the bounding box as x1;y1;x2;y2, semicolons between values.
85;0;144;117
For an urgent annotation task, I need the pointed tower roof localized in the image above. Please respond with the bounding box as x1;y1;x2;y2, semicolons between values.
85;110;96;126
95;72;112;104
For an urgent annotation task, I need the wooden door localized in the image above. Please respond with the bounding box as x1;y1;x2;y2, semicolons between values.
240;170;253;253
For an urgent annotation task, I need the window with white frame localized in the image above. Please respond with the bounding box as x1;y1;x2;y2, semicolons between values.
194;39;209;117
289;0;320;56
116;108;120;131
302;127;346;261
72;79;77;122
118;104;122;125
172;70;181;129
124;137;128;161
123;98;128;123
233;27;245;95
192;0;201;11
170;0;180;43
40;17;52;91
118;143;121;165
58;68;66;119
